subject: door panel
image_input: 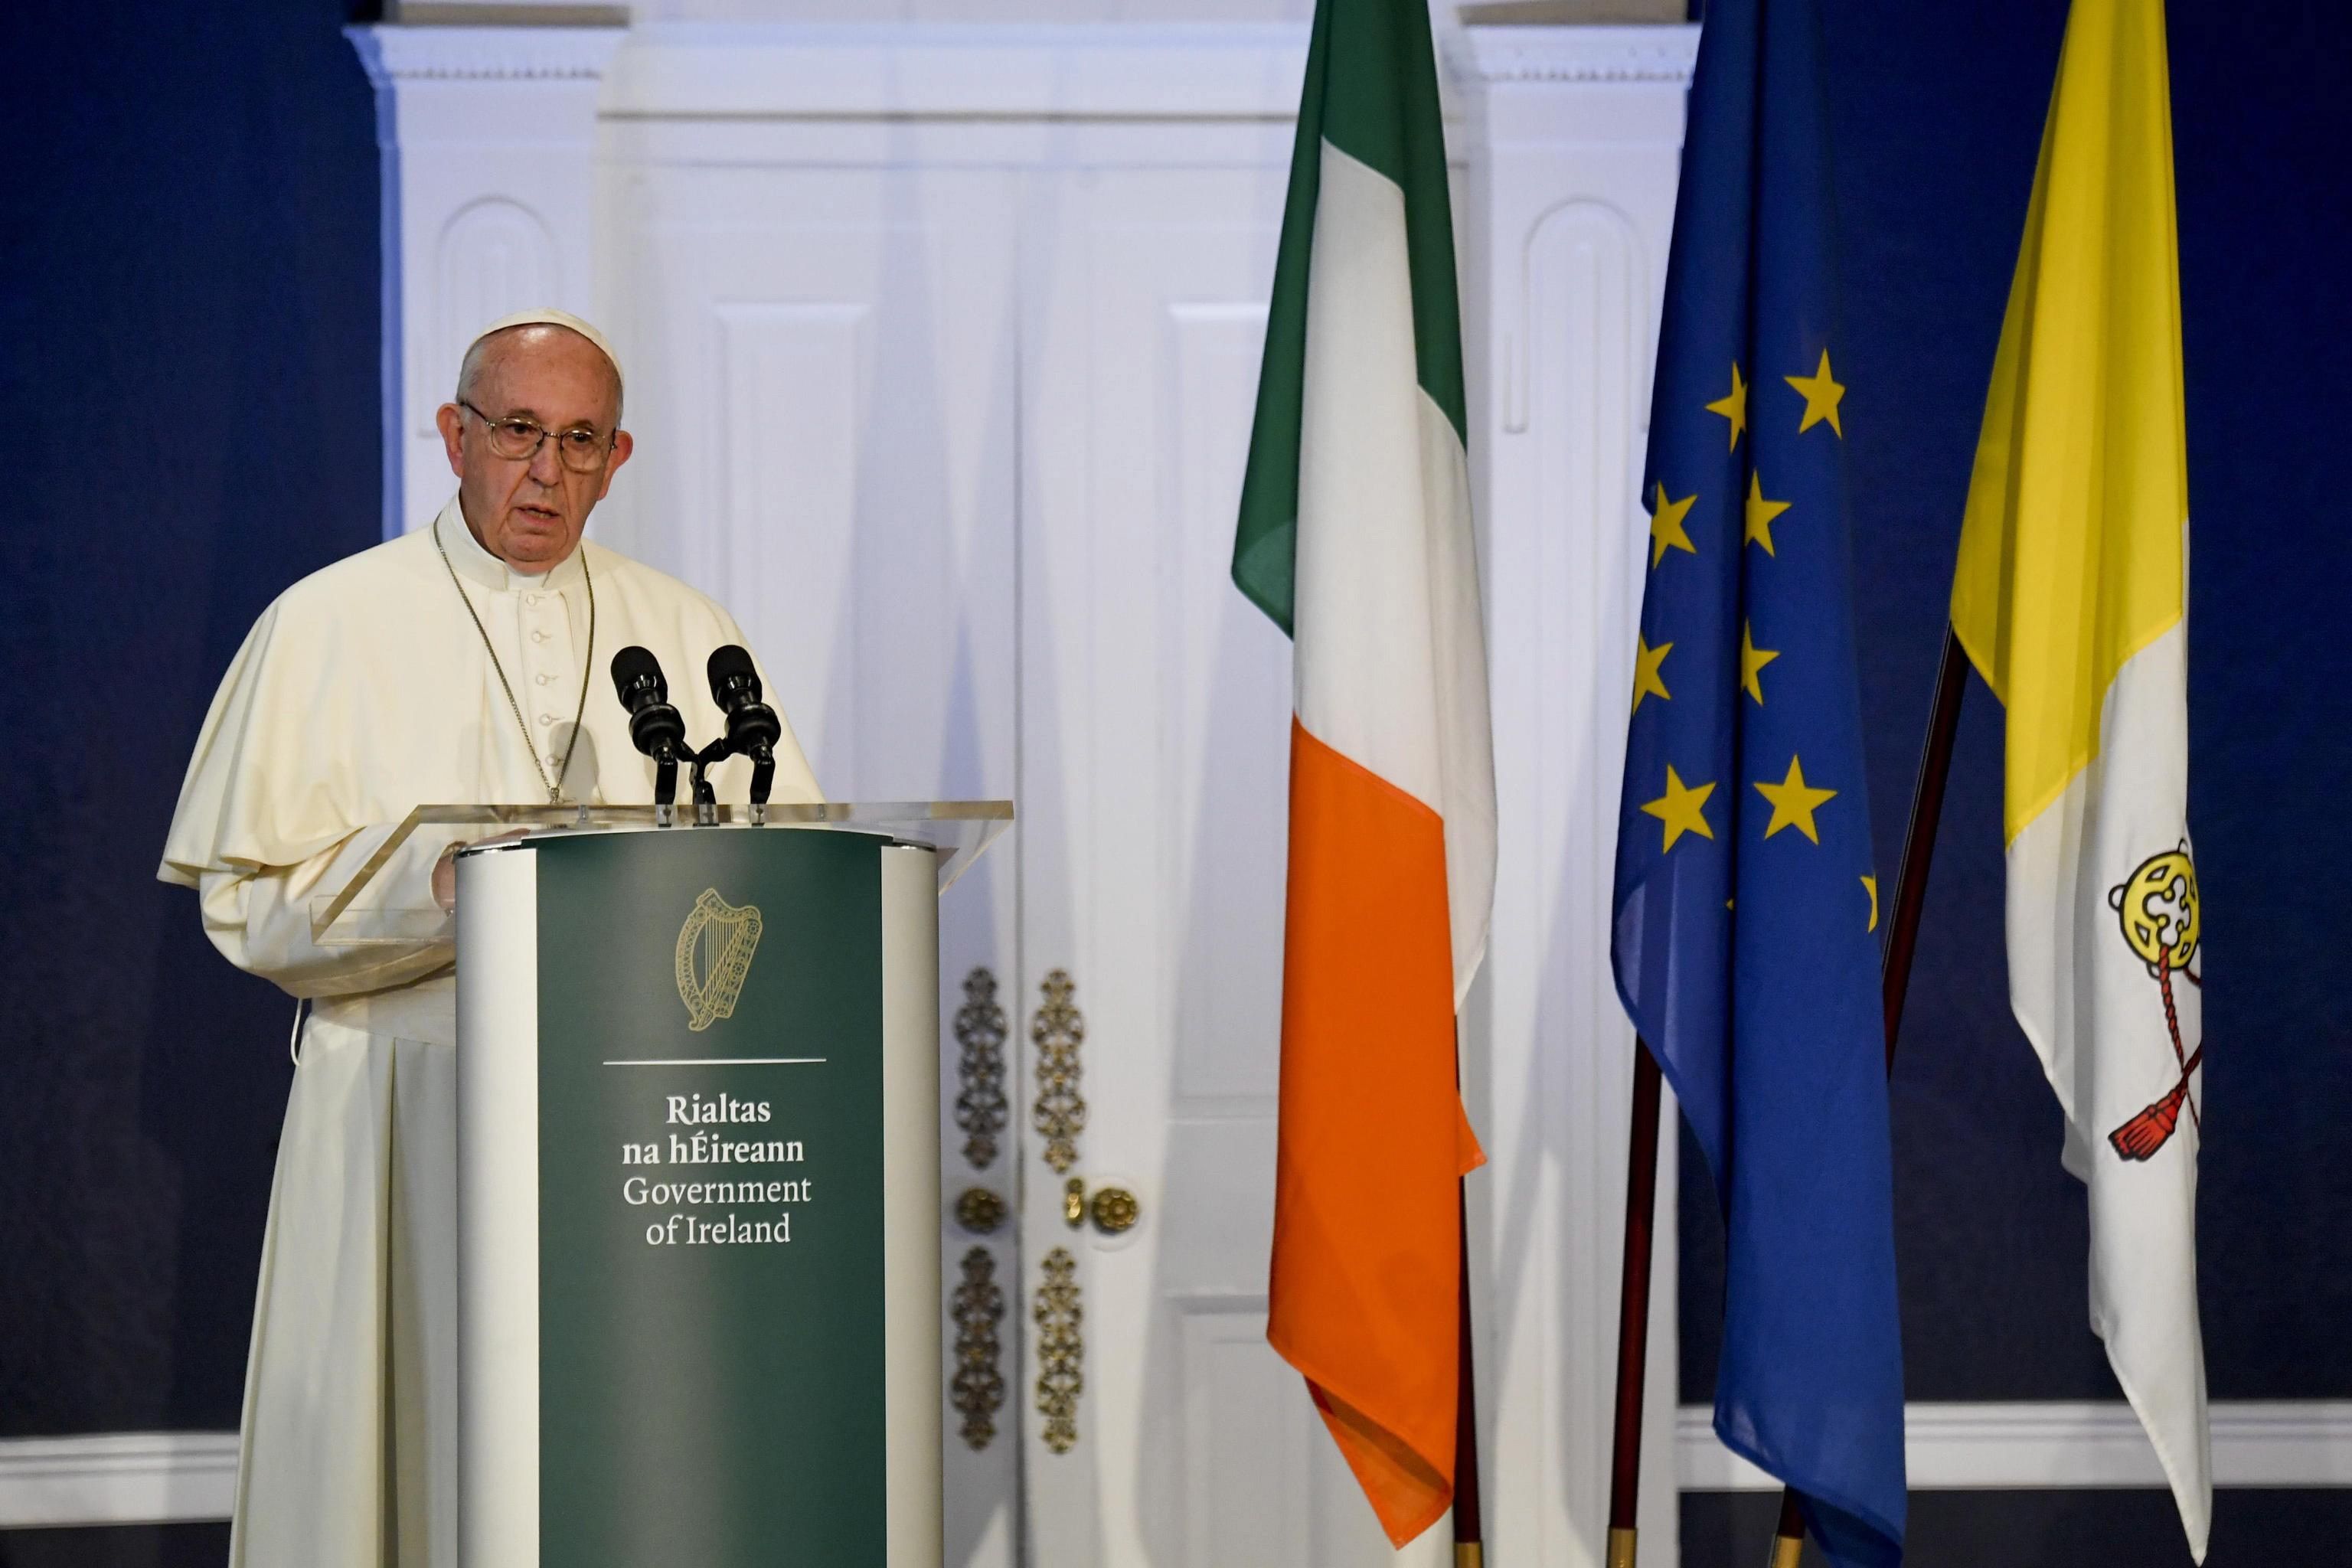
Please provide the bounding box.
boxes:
[603,163,1021,1568]
[608,146,1453,1568]
[1018,164,1418,1568]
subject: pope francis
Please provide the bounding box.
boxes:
[158,310,820,1566]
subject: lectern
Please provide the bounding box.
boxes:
[319,803,1011,1568]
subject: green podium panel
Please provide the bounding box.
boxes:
[456,826,942,1566]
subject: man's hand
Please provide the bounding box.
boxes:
[432,830,533,913]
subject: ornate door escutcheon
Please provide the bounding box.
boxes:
[955,966,1010,1170]
[952,1246,1007,1450]
[1031,969,1086,1175]
[1033,1246,1083,1454]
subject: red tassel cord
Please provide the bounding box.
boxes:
[2107,952,2203,1162]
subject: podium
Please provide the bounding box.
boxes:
[322,803,1011,1567]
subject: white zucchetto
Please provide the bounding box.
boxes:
[464,307,624,391]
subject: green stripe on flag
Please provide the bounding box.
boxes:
[1233,0,1468,638]
[1322,0,1467,444]
[1231,0,1330,637]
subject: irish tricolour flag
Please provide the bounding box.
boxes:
[1951,0,2210,1556]
[1233,0,1496,1547]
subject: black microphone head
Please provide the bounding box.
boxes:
[611,645,668,707]
[707,644,763,707]
[611,646,684,760]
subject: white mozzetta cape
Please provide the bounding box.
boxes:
[158,497,820,1568]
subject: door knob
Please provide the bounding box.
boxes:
[1063,1175,1141,1235]
[956,1187,1007,1235]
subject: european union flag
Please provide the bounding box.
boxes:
[1609,0,1906,1562]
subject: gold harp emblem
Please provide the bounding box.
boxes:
[675,888,763,1032]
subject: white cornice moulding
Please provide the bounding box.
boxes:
[1677,1401,2352,1491]
[1447,22,1700,86]
[346,23,629,87]
[601,22,1312,122]
[0,1432,238,1528]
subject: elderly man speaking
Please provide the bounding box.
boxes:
[160,310,819,1566]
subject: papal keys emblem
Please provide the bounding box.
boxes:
[676,887,764,1032]
[2105,845,2203,1162]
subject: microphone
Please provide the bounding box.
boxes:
[707,645,781,805]
[610,645,687,805]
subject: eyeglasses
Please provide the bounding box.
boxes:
[459,399,616,473]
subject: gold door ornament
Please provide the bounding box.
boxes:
[1033,1246,1083,1454]
[956,1187,1007,1236]
[1088,1184,1141,1236]
[1031,970,1087,1175]
[1061,1175,1141,1235]
[952,1247,1007,1450]
[954,967,1011,1170]
[675,889,763,1032]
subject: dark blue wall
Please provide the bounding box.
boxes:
[0,0,380,1438]
[1679,0,2352,1560]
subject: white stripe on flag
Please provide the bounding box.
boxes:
[1292,138,1494,998]
[2004,616,2210,1555]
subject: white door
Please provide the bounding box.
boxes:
[412,24,1695,1567]
[600,158,1024,1568]
[603,121,1465,1568]
[1015,162,1435,1568]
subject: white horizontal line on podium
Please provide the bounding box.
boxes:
[599,1057,827,1066]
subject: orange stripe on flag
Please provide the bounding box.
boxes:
[1269,718,1484,1547]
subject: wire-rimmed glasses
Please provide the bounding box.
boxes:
[459,399,616,472]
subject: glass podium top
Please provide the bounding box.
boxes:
[312,800,1012,946]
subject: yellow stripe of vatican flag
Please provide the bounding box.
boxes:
[1951,0,2210,1557]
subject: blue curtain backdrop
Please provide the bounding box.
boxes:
[1678,0,2352,1560]
[0,0,379,1506]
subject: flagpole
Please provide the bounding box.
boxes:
[1875,627,1972,1058]
[1765,625,1970,1565]
[1603,1041,1664,1568]
[1767,1488,1807,1568]
[1455,1176,1486,1568]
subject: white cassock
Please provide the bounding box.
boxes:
[158,495,820,1568]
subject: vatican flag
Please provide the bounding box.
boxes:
[1949,0,2210,1557]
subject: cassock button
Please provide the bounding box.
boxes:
[535,674,551,685]
[531,630,549,643]
[538,714,554,726]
